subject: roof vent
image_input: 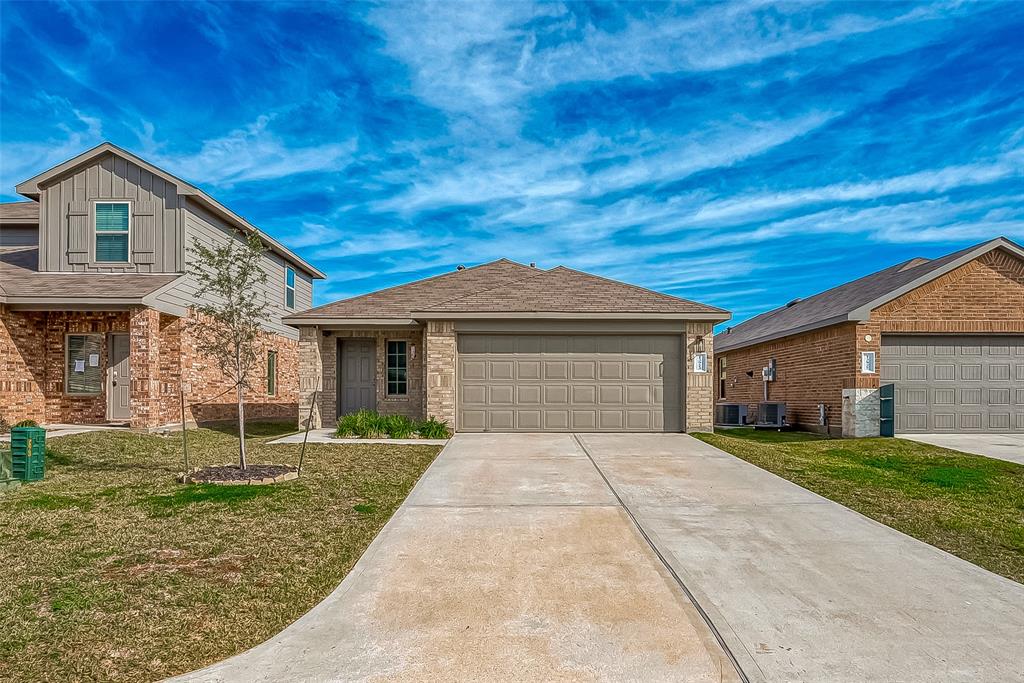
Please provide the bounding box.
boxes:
[456,264,466,271]
[898,257,930,272]
[785,298,801,308]
[529,262,536,268]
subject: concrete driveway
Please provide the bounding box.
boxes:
[175,433,740,682]
[900,433,1024,465]
[578,434,1024,682]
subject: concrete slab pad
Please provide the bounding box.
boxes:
[901,433,1024,465]
[175,433,739,683]
[579,433,1024,683]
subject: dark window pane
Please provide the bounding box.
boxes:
[67,334,103,394]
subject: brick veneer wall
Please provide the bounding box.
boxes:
[716,322,858,434]
[0,305,46,423]
[685,321,715,432]
[296,326,427,429]
[716,247,1024,436]
[425,320,457,429]
[0,306,298,429]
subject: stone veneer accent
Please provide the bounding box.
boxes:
[1,305,298,430]
[841,388,881,438]
[685,321,715,432]
[425,320,457,429]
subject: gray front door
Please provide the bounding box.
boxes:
[107,333,131,421]
[881,334,1024,433]
[457,334,683,432]
[339,339,376,417]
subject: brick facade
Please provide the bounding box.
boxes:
[0,305,298,430]
[684,321,714,432]
[716,247,1024,436]
[424,321,457,428]
[297,326,428,429]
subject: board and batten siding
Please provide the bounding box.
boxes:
[37,152,184,273]
[152,199,312,340]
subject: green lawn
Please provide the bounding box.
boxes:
[694,428,1024,583]
[0,423,440,682]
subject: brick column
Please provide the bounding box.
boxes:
[425,320,456,429]
[298,326,324,428]
[129,307,161,429]
[685,321,714,432]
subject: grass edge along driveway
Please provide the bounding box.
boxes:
[694,428,1024,584]
[0,423,441,682]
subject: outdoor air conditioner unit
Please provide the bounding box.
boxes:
[716,403,748,426]
[757,401,787,429]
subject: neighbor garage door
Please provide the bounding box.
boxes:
[457,334,682,432]
[881,335,1024,433]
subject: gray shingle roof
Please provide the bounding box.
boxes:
[0,247,180,302]
[285,259,728,322]
[716,237,1024,352]
[0,201,39,223]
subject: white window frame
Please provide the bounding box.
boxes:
[285,266,296,309]
[93,200,132,264]
[861,351,877,374]
[65,333,104,395]
[386,339,408,397]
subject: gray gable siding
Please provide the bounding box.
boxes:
[0,225,38,248]
[151,199,310,340]
[38,152,185,273]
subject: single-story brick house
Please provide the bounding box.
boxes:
[715,237,1024,437]
[1,143,324,430]
[285,260,730,432]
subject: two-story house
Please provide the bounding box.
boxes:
[0,143,324,430]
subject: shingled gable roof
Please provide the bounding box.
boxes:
[0,247,182,311]
[14,142,325,279]
[284,259,729,325]
[716,237,1024,353]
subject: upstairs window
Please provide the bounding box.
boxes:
[285,267,296,309]
[95,202,130,262]
[387,340,407,396]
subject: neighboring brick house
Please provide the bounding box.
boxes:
[715,238,1024,437]
[0,142,324,430]
[286,260,729,433]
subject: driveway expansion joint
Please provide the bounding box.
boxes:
[571,433,754,683]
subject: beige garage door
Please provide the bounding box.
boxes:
[457,334,682,432]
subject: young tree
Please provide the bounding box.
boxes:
[187,232,269,469]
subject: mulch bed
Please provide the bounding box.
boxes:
[183,464,297,484]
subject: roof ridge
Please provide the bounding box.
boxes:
[418,263,549,311]
[294,259,535,316]
[547,265,728,314]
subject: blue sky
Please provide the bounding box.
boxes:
[2,1,1022,324]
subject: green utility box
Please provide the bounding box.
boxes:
[10,426,46,481]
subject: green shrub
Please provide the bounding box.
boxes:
[13,419,40,429]
[417,417,452,439]
[336,409,386,438]
[381,414,417,439]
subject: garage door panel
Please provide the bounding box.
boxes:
[458,334,682,432]
[883,335,1024,434]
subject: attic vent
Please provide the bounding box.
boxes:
[785,298,801,307]
[456,265,466,271]
[898,257,930,272]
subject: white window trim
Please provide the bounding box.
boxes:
[285,266,296,309]
[861,351,877,374]
[693,351,709,373]
[386,339,408,397]
[65,333,104,395]
[93,200,132,264]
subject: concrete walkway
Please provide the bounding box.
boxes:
[578,434,1024,682]
[267,428,448,446]
[900,433,1024,465]
[0,424,129,442]
[174,433,740,682]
